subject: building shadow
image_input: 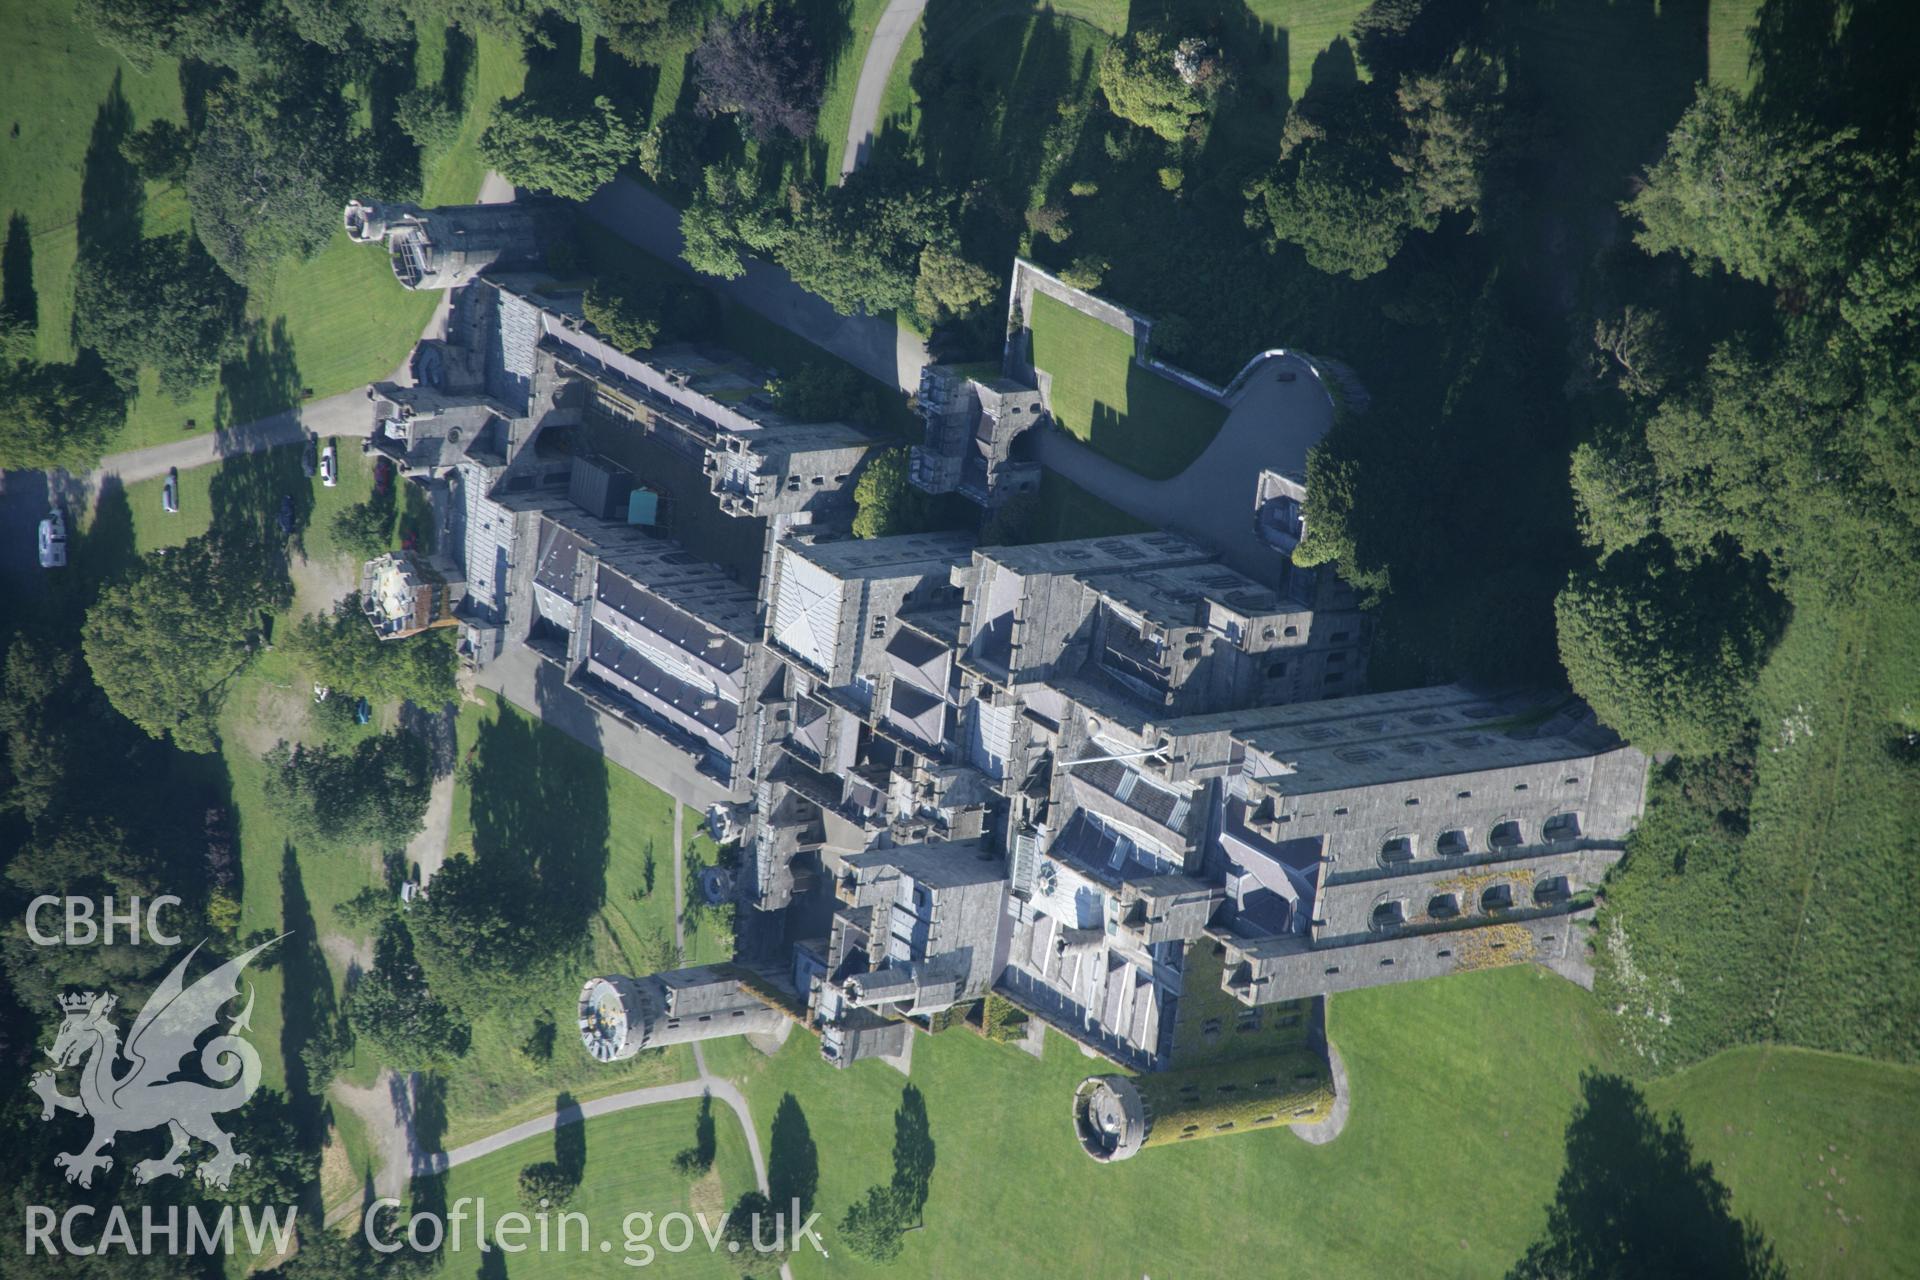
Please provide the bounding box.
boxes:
[1506,1072,1786,1280]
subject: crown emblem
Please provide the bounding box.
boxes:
[58,992,97,1014]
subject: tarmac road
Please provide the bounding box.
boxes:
[839,0,930,180]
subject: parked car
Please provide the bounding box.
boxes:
[301,433,318,478]
[320,441,338,488]
[36,507,67,569]
[276,493,295,536]
[162,467,180,514]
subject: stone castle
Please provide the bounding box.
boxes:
[355,210,1649,1159]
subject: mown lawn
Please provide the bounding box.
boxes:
[0,0,524,457]
[680,810,735,967]
[1708,0,1762,90]
[695,965,1920,1279]
[1646,1046,1920,1279]
[426,1098,758,1278]
[1026,290,1225,479]
[703,967,1613,1279]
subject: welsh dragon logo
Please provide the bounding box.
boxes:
[31,936,281,1190]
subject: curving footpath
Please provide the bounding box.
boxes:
[428,1077,770,1183]
[838,0,929,180]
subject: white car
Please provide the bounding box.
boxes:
[37,507,67,569]
[162,467,180,514]
[320,442,338,488]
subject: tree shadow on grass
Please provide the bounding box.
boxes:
[75,74,142,271]
[554,1090,587,1183]
[3,213,36,333]
[440,26,476,114]
[522,13,586,102]
[767,1092,818,1216]
[279,842,338,1143]
[1506,1073,1786,1280]
[1747,0,1920,142]
[467,702,611,930]
[215,317,303,433]
[890,1083,933,1225]
[74,474,137,594]
[363,34,427,201]
[913,1,1082,263]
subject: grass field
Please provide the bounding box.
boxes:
[426,1098,760,1278]
[693,966,1920,1279]
[1026,291,1226,479]
[680,812,736,967]
[1709,0,1762,90]
[0,0,524,457]
[1646,1046,1920,1278]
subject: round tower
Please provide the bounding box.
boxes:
[1072,1076,1148,1161]
[343,199,392,244]
[579,975,650,1062]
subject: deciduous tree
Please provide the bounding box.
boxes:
[693,3,823,142]
[407,852,564,1018]
[346,918,469,1068]
[1098,29,1210,142]
[1554,547,1781,756]
[189,87,355,283]
[288,595,458,709]
[0,359,124,471]
[73,232,245,399]
[83,535,288,752]
[261,730,432,847]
